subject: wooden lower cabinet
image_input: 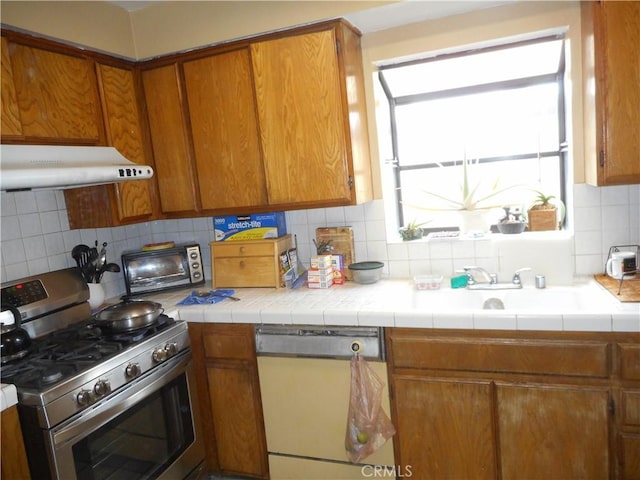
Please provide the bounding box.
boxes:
[497,384,610,479]
[189,322,269,479]
[393,376,496,479]
[387,328,640,479]
[1,405,31,480]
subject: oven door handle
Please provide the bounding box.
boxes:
[51,351,192,448]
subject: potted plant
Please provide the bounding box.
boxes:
[399,220,429,241]
[527,190,565,231]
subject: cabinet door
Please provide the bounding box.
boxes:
[393,375,497,479]
[64,65,157,228]
[189,323,269,479]
[142,64,198,214]
[206,363,268,478]
[251,29,352,206]
[584,1,640,185]
[98,64,155,222]
[183,49,267,211]
[6,42,102,142]
[598,1,640,185]
[1,406,31,480]
[497,384,611,479]
[1,37,22,137]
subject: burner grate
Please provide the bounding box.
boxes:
[1,314,176,390]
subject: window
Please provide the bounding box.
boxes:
[377,35,567,234]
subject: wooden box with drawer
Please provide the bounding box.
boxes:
[210,235,292,288]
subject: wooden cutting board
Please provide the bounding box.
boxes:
[315,227,355,280]
[594,274,640,302]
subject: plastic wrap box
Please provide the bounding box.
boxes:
[214,212,287,241]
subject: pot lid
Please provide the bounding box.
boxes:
[348,261,384,270]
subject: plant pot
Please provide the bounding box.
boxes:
[399,228,423,241]
[527,207,558,231]
[497,222,526,234]
[458,210,492,235]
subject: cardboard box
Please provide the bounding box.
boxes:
[214,213,287,241]
[310,255,333,269]
[331,254,345,285]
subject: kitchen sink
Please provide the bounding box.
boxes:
[413,283,615,312]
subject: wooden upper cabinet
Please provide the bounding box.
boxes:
[183,48,267,211]
[2,39,102,143]
[98,64,155,222]
[1,37,22,137]
[64,64,157,228]
[250,21,373,208]
[142,64,199,215]
[582,0,640,185]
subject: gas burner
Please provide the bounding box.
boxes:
[96,314,175,345]
[42,368,64,385]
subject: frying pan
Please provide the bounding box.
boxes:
[94,299,164,332]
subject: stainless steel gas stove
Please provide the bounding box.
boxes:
[0,268,205,480]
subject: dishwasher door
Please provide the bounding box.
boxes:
[256,326,395,479]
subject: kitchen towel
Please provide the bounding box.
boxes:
[177,289,236,305]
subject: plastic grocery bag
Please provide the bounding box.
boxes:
[345,354,395,463]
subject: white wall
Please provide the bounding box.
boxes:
[2,184,638,296]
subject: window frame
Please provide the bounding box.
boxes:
[377,34,569,233]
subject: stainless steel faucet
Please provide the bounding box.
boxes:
[460,266,531,290]
[462,266,497,285]
[512,267,532,285]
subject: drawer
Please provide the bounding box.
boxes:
[390,334,610,378]
[202,327,255,360]
[212,242,278,258]
[214,257,280,288]
[210,235,292,289]
[623,390,640,426]
[620,344,640,381]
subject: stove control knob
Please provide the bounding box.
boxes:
[76,389,93,406]
[125,363,141,379]
[165,342,179,357]
[94,380,111,396]
[152,347,168,363]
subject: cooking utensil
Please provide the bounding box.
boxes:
[96,262,120,283]
[1,304,32,364]
[196,290,241,301]
[94,299,164,332]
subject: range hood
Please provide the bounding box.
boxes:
[0,145,154,191]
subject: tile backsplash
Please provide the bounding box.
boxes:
[1,184,638,298]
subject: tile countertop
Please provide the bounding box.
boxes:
[148,276,640,333]
[0,383,18,412]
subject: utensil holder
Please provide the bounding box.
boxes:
[88,283,105,310]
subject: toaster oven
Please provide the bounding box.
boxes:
[122,243,205,296]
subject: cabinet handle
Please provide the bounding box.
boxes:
[599,150,605,167]
[240,246,246,254]
[239,260,245,269]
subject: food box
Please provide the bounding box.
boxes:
[310,255,333,269]
[214,212,287,241]
[331,254,345,285]
[307,267,334,282]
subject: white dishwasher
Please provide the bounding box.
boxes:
[256,325,395,480]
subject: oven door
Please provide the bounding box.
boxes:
[49,351,205,480]
[124,250,193,295]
